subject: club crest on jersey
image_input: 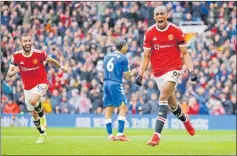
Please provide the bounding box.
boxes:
[168,34,174,40]
[33,59,38,64]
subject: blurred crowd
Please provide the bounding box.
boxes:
[1,1,236,115]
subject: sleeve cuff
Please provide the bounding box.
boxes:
[143,47,151,50]
[178,44,187,47]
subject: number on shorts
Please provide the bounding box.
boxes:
[107,58,115,72]
[37,85,44,93]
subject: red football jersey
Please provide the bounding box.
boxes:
[143,22,186,77]
[12,49,49,90]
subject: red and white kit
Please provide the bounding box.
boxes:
[143,22,186,89]
[12,49,49,111]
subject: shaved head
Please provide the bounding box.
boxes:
[154,5,167,15]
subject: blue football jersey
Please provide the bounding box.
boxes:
[103,51,130,83]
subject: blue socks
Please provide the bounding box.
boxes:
[117,116,126,136]
[105,116,126,136]
[105,118,112,135]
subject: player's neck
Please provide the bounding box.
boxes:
[22,50,33,57]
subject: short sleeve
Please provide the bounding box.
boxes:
[175,28,186,47]
[143,31,152,50]
[123,57,130,73]
[40,51,48,62]
[11,55,17,66]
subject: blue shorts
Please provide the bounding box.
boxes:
[103,81,127,107]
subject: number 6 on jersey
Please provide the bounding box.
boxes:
[107,58,115,72]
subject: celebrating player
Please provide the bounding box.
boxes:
[6,33,68,143]
[103,39,135,141]
[135,6,199,147]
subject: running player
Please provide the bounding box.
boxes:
[6,33,68,143]
[135,6,199,147]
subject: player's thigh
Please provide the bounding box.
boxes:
[103,81,113,107]
[159,81,176,100]
[109,83,127,107]
[154,70,180,99]
[155,70,180,90]
[24,90,35,111]
[27,83,48,105]
[105,107,114,118]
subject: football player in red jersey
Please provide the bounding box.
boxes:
[6,33,68,143]
[135,6,198,147]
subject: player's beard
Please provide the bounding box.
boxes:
[22,45,32,53]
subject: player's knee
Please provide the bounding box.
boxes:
[168,103,177,110]
[159,94,169,101]
[29,99,38,106]
[119,104,127,113]
[32,110,38,118]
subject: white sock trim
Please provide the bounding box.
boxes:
[108,134,114,139]
[117,133,123,136]
[184,114,188,122]
[154,132,161,138]
[33,101,40,108]
[169,105,179,112]
[104,118,112,124]
[33,116,40,121]
[118,116,126,121]
[159,101,168,105]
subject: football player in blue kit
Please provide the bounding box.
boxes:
[103,39,135,141]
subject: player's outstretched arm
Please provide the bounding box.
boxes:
[135,49,151,86]
[180,46,198,82]
[6,64,18,81]
[124,68,137,80]
[46,56,68,72]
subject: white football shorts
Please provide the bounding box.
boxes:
[154,70,181,90]
[24,83,48,111]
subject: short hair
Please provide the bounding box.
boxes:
[115,39,127,51]
[20,33,30,41]
[154,5,167,14]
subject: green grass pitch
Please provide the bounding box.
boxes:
[1,127,236,155]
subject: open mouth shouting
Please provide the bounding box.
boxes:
[24,44,32,52]
[157,19,164,25]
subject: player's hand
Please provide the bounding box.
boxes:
[190,71,198,82]
[131,68,138,76]
[60,66,68,73]
[135,75,143,86]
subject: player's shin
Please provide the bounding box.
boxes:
[34,101,44,117]
[33,116,44,134]
[169,104,186,122]
[104,118,113,137]
[155,101,169,135]
[117,116,126,136]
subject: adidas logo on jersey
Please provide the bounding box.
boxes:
[153,37,157,41]
[20,61,24,64]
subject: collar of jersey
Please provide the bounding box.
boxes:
[155,22,171,32]
[21,49,33,57]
